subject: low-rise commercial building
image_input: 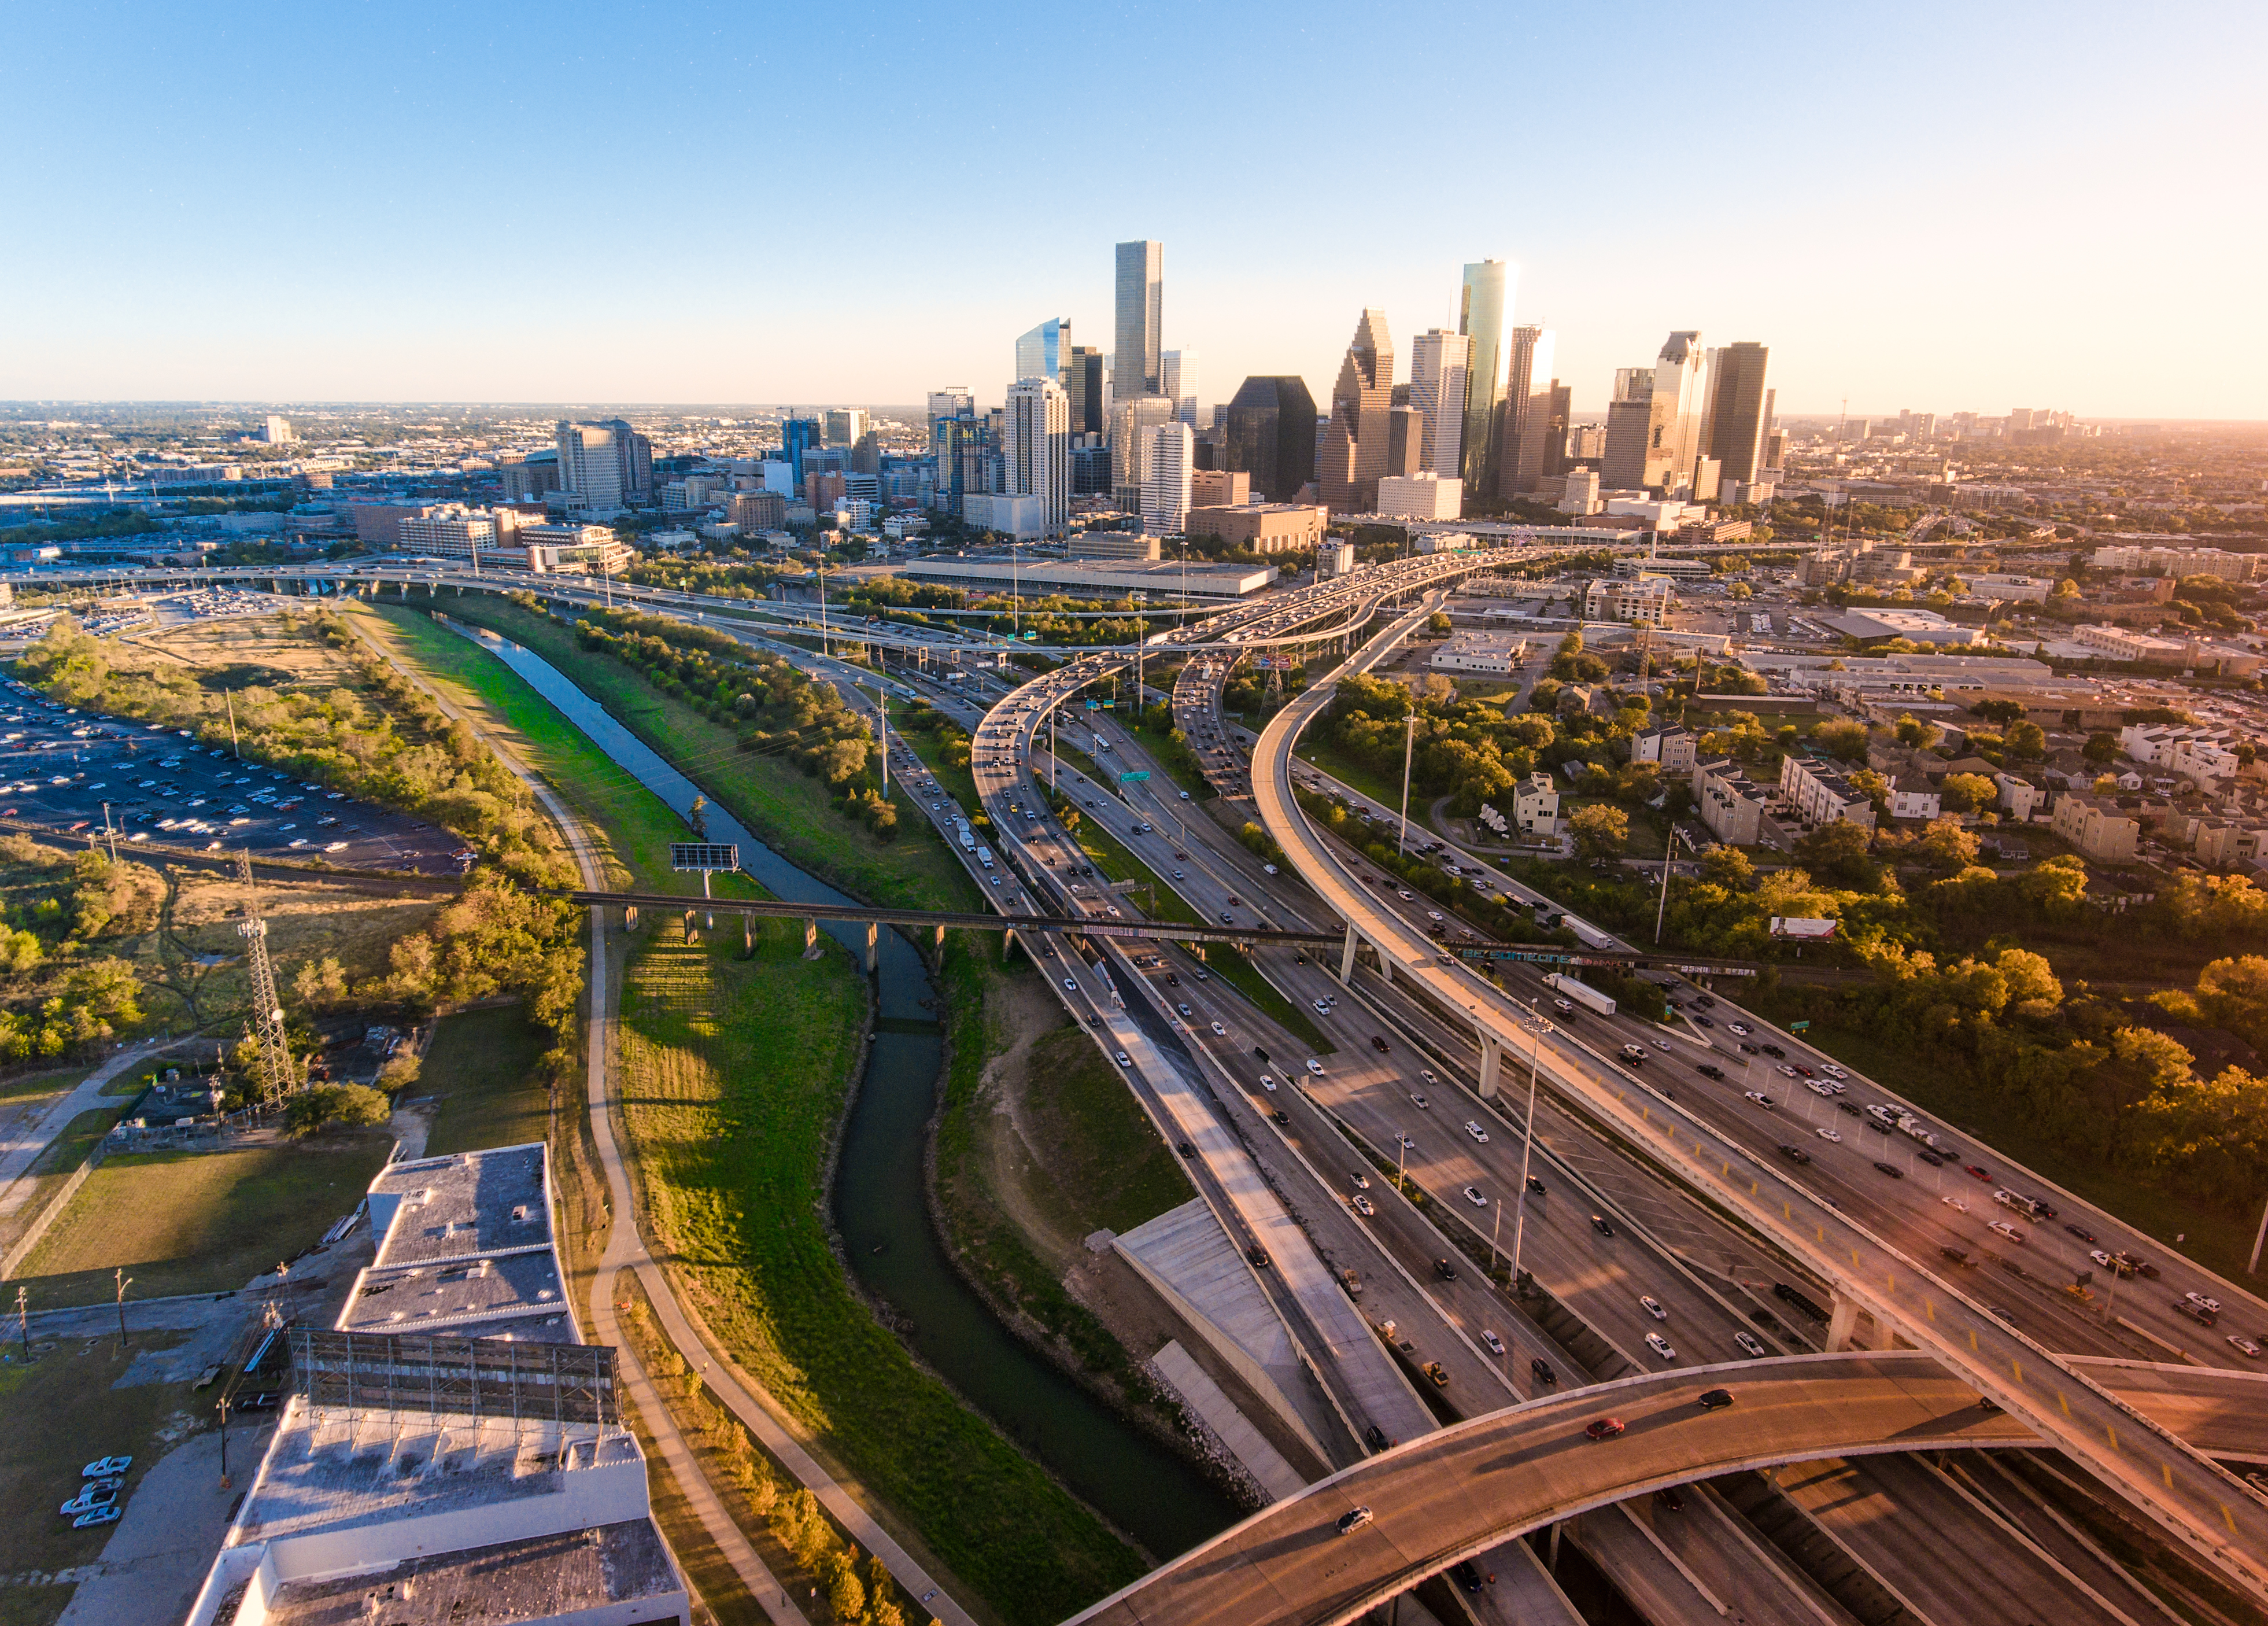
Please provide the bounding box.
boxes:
[2075,623,2191,663]
[900,557,1275,600]
[1429,630,1528,674]
[1823,607,1985,646]
[1066,531,1164,561]
[1582,575,1673,625]
[1375,473,1462,520]
[1183,503,1328,552]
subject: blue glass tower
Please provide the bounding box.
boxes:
[782,416,822,482]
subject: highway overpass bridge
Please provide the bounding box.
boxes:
[1065,1351,2268,1626]
[1248,599,2268,1607]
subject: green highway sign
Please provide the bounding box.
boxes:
[1119,770,1151,782]
[1789,1020,1810,1031]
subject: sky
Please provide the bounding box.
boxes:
[3,0,2262,421]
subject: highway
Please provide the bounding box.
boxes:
[1248,598,2268,1605]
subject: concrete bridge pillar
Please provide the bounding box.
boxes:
[1476,1031,1504,1100]
[1002,927,1017,963]
[934,923,946,954]
[804,919,823,959]
[682,908,697,944]
[624,904,638,930]
[1826,1293,1861,1352]
[743,914,754,954]
[865,919,880,974]
[1340,920,1359,983]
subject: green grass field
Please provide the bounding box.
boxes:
[616,925,1142,1625]
[418,1005,552,1156]
[385,595,982,913]
[1293,736,1416,823]
[20,1134,392,1307]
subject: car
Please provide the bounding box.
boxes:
[1462,1185,1488,1208]
[1733,1332,1769,1358]
[1837,1100,1864,1117]
[1312,998,1330,1015]
[1697,1388,1736,1410]
[60,1484,118,1517]
[1305,1059,1324,1076]
[1176,1141,1197,1158]
[1209,1022,1226,1036]
[1062,978,1078,992]
[1620,1044,1648,1061]
[1778,1142,1812,1163]
[2064,1222,2097,1243]
[1584,1417,1626,1441]
[1820,1064,1848,1079]
[82,1456,132,1478]
[1525,1174,1546,1196]
[1697,1064,1724,1081]
[2174,1297,2218,1326]
[1409,1092,1429,1109]
[1426,910,1443,922]
[1816,1126,1843,1143]
[1531,1358,1558,1385]
[1645,1333,1677,1361]
[1370,1035,1390,1053]
[1728,1022,1750,1036]
[1464,1120,1490,1144]
[1351,1194,1376,1216]
[2185,1291,2223,1312]
[1258,1074,1277,1092]
[1480,1329,1506,1356]
[1761,1044,1785,1059]
[1776,1064,1798,1078]
[1218,911,1232,923]
[1246,1246,1272,1269]
[1639,1295,1667,1320]
[72,1506,122,1528]
[1177,1002,1193,1016]
[1396,1133,1417,1150]
[1743,1091,1775,1109]
[1419,1068,1439,1085]
[2230,1336,2263,1359]
[1114,1051,1131,1067]
[1590,1213,1615,1237]
[1397,890,1413,901]
[1989,1220,2026,1243]
[1553,998,1574,1015]
[1335,1505,1374,1536]
[1738,1042,1760,1054]
[1350,1171,1371,1190]
[1872,1160,1904,1179]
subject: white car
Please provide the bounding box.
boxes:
[1480,1329,1506,1356]
[1644,1333,1677,1362]
[1462,1186,1488,1208]
[1807,1081,1836,1097]
[1734,1332,1769,1358]
[1816,1127,1842,1142]
[2186,1291,2222,1312]
[1209,1022,1226,1037]
[1305,1059,1324,1076]
[1638,1295,1667,1320]
[1464,1120,1490,1144]
[1062,978,1078,993]
[1258,1075,1277,1093]
[1989,1221,2026,1244]
[1114,1051,1131,1067]
[1743,1091,1775,1109]
[1350,1171,1370,1190]
[1820,1064,1848,1079]
[1728,1022,1751,1036]
[1944,1196,1969,1213]
[1351,1194,1376,1216]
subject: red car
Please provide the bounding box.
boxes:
[1964,1165,1991,1182]
[1584,1417,1626,1441]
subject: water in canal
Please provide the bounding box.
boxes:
[448,622,1239,1559]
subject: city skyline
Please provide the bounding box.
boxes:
[1,1,2261,418]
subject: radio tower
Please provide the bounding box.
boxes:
[235,851,294,1106]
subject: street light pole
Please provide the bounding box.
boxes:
[1397,711,1418,856]
[113,1268,131,1350]
[1509,1002,1547,1293]
[1654,824,1678,944]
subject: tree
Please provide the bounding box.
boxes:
[1940,772,1999,814]
[2082,732,2119,764]
[1568,803,1628,860]
[1894,714,1942,750]
[1813,720,1871,761]
[1794,820,1875,887]
[1426,611,1451,635]
[2004,720,2047,758]
[1700,846,1755,890]
[1916,815,1981,870]
[282,1083,390,1136]
[2018,854,2089,916]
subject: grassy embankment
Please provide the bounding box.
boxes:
[368,600,1142,1625]
[417,1004,552,1157]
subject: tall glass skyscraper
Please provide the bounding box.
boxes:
[1014,318,1070,384]
[1114,241,1163,399]
[1408,330,1471,478]
[1457,259,1514,496]
[1161,349,1198,426]
[1222,375,1318,501]
[1705,341,1771,483]
[1065,347,1105,436]
[781,416,822,482]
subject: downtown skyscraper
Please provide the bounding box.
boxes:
[1320,309,1395,514]
[1114,241,1164,400]
[1004,377,1072,535]
[1408,329,1471,479]
[1495,326,1558,496]
[1457,259,1512,496]
[1704,341,1772,484]
[1014,318,1072,384]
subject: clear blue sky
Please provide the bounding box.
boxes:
[5,0,2259,419]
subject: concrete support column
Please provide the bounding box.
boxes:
[623,904,638,930]
[865,919,880,974]
[1826,1293,1861,1353]
[1002,927,1017,963]
[1476,1031,1504,1100]
[682,908,697,944]
[1376,941,1391,988]
[933,923,945,954]
[743,915,753,954]
[803,918,822,959]
[1339,920,1359,983]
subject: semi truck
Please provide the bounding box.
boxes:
[1543,973,1616,1017]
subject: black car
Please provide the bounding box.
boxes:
[1530,1358,1558,1386]
[2064,1222,2097,1243]
[1450,1559,1485,1594]
[1590,1214,1615,1237]
[1738,1042,1761,1054]
[1697,1388,1736,1411]
[1654,1485,1686,1512]
[1433,1257,1458,1281]
[1525,1174,1546,1196]
[1697,1064,1724,1080]
[1246,1246,1272,1269]
[1176,1141,1196,1158]
[1837,1100,1864,1117]
[1778,1143,1812,1164]
[1872,1161,1904,1179]
[1364,1424,1392,1451]
[1761,1044,1785,1059]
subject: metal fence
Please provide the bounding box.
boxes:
[290,1329,618,1427]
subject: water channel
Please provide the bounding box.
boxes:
[447,621,1240,1559]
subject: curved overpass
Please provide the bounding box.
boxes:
[1247,601,2268,1605]
[1067,1351,2268,1626]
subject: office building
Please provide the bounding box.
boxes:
[1641,331,1708,493]
[1457,259,1512,495]
[1601,368,1654,491]
[1495,326,1557,496]
[927,388,975,426]
[258,414,294,444]
[901,556,1275,600]
[823,407,867,446]
[1386,405,1425,480]
[1161,349,1199,426]
[731,490,788,531]
[1142,421,1195,536]
[1319,309,1395,514]
[781,416,823,483]
[960,491,1049,540]
[1005,376,1072,535]
[1183,502,1326,552]
[1191,470,1250,508]
[1115,240,1164,397]
[1538,382,1573,479]
[1222,375,1318,500]
[1376,473,1462,521]
[1066,530,1163,561]
[1015,318,1072,384]
[1559,468,1601,515]
[1065,346,1105,436]
[397,506,501,559]
[1429,630,1528,674]
[1408,330,1471,478]
[930,413,996,519]
[1705,341,1771,484]
[1583,575,1674,625]
[555,420,652,510]
[1111,394,1179,512]
[1070,436,1113,495]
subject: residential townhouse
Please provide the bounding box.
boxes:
[1778,754,1879,832]
[1694,757,1770,847]
[2049,793,2139,862]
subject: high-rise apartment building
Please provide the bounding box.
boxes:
[1601,367,1656,491]
[1065,347,1104,436]
[259,414,294,444]
[930,414,996,518]
[781,417,823,482]
[1114,241,1163,399]
[1704,341,1771,484]
[926,388,974,426]
[1221,376,1319,501]
[1111,394,1179,514]
[1319,309,1395,515]
[556,421,654,510]
[823,408,867,446]
[1161,349,1199,427]
[1142,422,1195,537]
[1004,377,1072,536]
[1408,330,1471,479]
[1495,326,1558,497]
[1014,319,1072,384]
[1639,331,1706,493]
[1457,260,1513,495]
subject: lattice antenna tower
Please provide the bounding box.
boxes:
[235,850,294,1106]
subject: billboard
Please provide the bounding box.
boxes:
[671,843,740,872]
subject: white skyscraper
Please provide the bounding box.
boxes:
[556,422,625,510]
[1161,349,1199,427]
[1004,377,1072,536]
[1141,422,1194,537]
[1111,394,1179,511]
[1408,330,1471,479]
[926,388,974,426]
[259,414,294,444]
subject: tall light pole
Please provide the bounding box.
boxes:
[1397,711,1419,855]
[1508,1002,1549,1295]
[1654,824,1680,944]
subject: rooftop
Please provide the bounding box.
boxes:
[259,1520,678,1626]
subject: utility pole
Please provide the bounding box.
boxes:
[1509,1004,1547,1294]
[113,1268,131,1350]
[877,683,888,797]
[224,691,240,758]
[236,851,293,1108]
[14,1285,26,1359]
[1397,711,1418,855]
[1654,824,1679,944]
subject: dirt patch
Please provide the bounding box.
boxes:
[970,973,1081,1268]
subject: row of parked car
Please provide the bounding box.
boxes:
[59,1455,132,1528]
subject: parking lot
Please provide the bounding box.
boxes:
[0,677,464,875]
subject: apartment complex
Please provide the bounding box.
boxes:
[2050,793,2140,862]
[1694,757,1771,846]
[1778,754,1878,832]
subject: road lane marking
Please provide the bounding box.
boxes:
[2010,1359,2022,1383]
[1969,1328,1979,1352]
[2058,1392,2070,1417]
[2107,1424,2119,1451]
